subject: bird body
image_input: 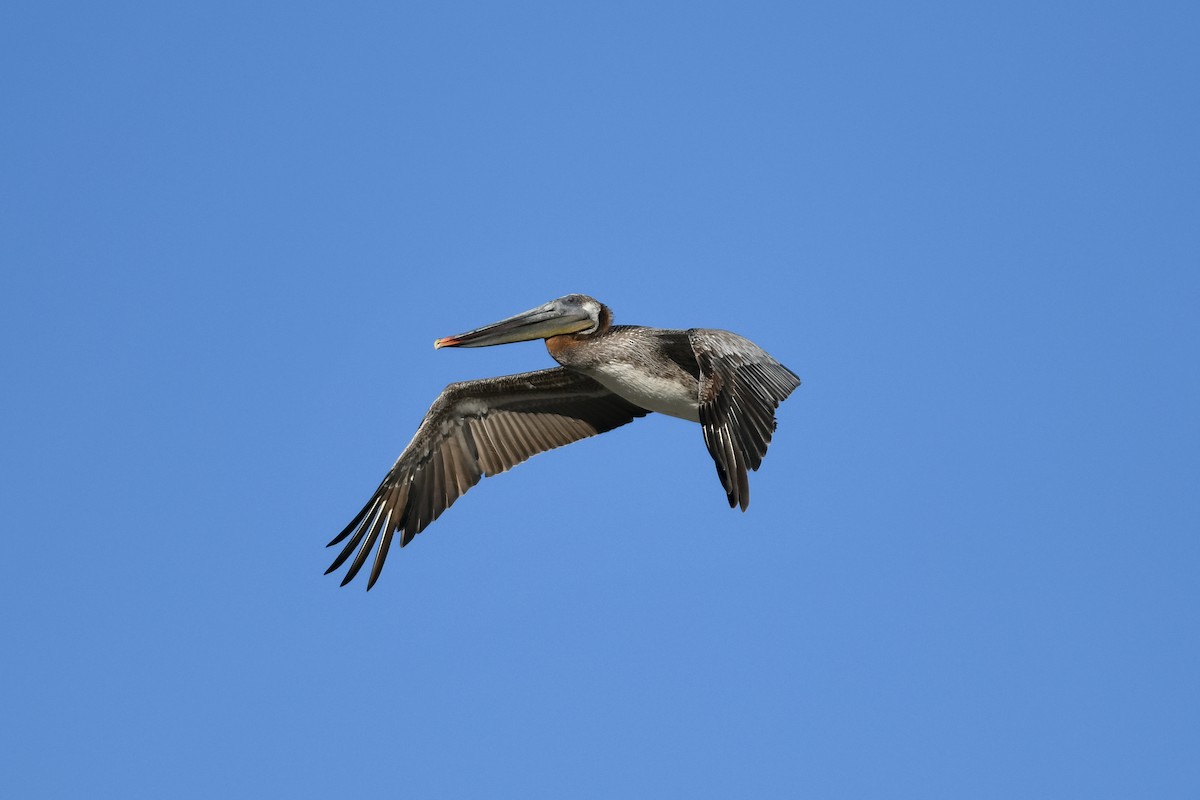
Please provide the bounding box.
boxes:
[548,326,703,421]
[327,294,800,588]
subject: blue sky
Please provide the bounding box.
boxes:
[2,1,1197,797]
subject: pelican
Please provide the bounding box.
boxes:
[327,294,800,588]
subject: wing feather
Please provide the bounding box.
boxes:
[689,329,800,511]
[328,367,649,588]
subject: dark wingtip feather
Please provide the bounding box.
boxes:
[326,518,358,548]
[327,490,379,547]
[341,513,387,587]
[366,529,395,590]
[325,540,357,574]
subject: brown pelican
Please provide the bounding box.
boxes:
[327,294,800,588]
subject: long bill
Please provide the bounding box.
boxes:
[434,299,594,348]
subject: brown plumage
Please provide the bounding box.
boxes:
[326,369,648,588]
[327,294,799,589]
[690,329,799,511]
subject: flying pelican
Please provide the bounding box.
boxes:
[327,294,800,588]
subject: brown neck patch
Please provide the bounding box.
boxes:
[545,334,580,359]
[545,303,612,359]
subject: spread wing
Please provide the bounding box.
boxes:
[688,329,801,511]
[327,367,649,589]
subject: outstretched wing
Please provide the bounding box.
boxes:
[688,329,800,511]
[327,367,649,589]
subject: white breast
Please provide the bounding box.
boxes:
[587,362,700,422]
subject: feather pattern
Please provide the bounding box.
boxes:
[689,329,801,511]
[328,294,802,590]
[327,368,648,588]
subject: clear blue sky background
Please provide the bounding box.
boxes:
[2,2,1197,797]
